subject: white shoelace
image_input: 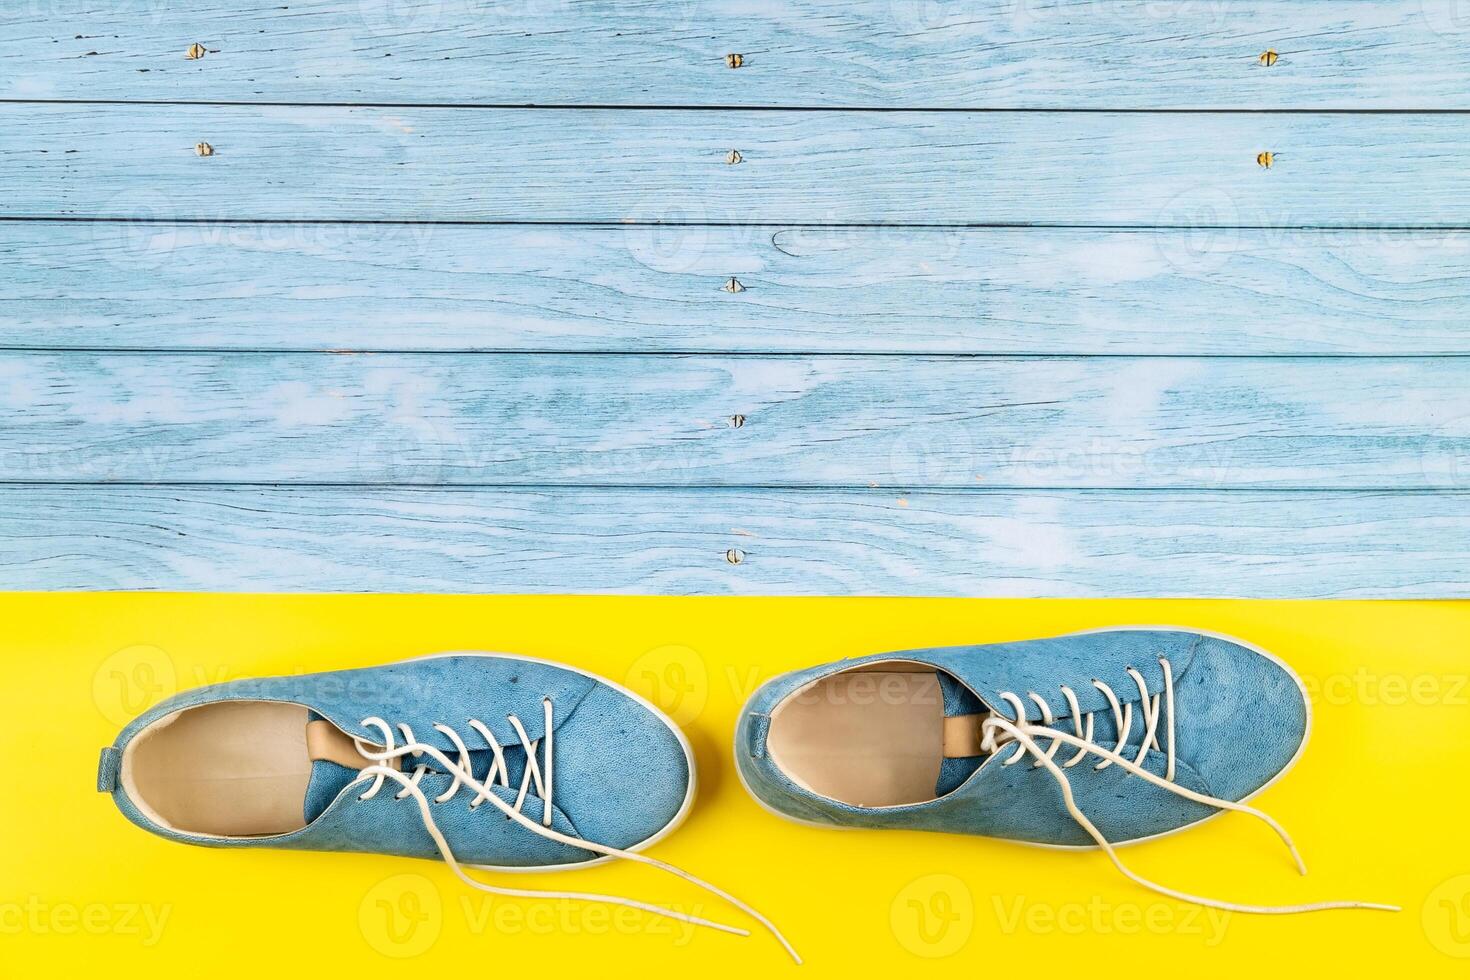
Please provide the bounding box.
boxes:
[977,657,1398,915]
[345,701,800,962]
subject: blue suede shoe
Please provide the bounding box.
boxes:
[98,652,799,958]
[99,652,693,868]
[736,627,1395,915]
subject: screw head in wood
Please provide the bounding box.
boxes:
[722,277,746,293]
[1256,151,1274,168]
[186,42,207,60]
[725,548,745,565]
[1258,49,1278,67]
[195,141,215,157]
[726,53,744,68]
[726,149,744,165]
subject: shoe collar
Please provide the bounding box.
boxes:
[769,628,1204,727]
[111,651,601,760]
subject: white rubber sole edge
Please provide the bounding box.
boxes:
[731,624,1312,852]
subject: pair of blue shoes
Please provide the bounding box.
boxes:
[98,628,1393,959]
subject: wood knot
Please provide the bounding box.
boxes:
[726,53,744,69]
[195,141,215,157]
[722,277,745,293]
[1256,151,1274,168]
[729,414,746,428]
[726,149,744,165]
[725,548,745,565]
[186,43,207,60]
[1258,49,1278,67]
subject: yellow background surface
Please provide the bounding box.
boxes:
[3,594,1468,975]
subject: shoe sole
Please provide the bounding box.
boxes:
[731,624,1312,851]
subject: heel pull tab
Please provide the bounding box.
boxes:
[746,713,771,759]
[96,746,121,792]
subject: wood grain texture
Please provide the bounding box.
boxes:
[6,353,1466,489]
[5,0,1470,109]
[10,222,1470,355]
[2,486,1463,596]
[5,3,1467,599]
[6,104,1470,225]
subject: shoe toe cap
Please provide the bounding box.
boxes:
[550,682,692,851]
[1174,633,1309,802]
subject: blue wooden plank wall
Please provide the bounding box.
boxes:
[0,1,1467,597]
[12,107,1470,226]
[7,0,1470,109]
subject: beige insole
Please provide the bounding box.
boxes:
[766,670,943,807]
[126,701,312,837]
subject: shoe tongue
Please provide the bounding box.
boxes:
[303,712,366,823]
[935,672,988,796]
[304,759,358,823]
